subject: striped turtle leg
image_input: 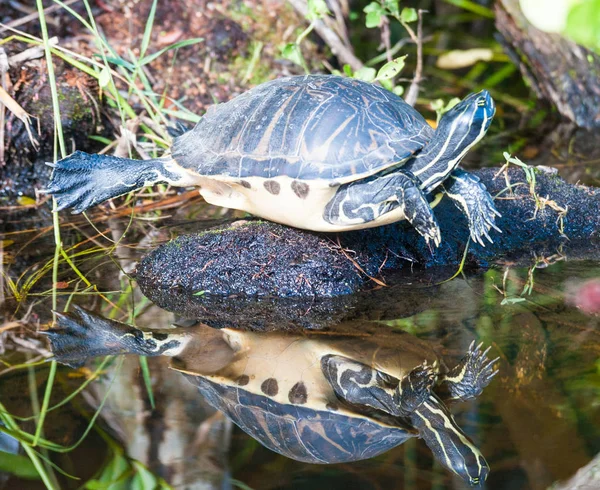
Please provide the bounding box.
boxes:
[436,341,500,403]
[442,169,502,246]
[42,306,187,367]
[44,151,196,214]
[323,171,441,247]
[409,393,490,486]
[394,361,438,415]
[321,355,437,417]
[321,355,400,415]
[322,355,490,486]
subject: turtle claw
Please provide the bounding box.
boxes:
[397,361,438,414]
[402,186,442,249]
[439,341,499,403]
[444,170,501,247]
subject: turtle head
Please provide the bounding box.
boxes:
[436,90,495,148]
[433,427,490,487]
[413,90,495,194]
[408,395,490,486]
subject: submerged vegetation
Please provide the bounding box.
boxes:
[0,0,599,489]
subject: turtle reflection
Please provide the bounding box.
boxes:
[46,307,498,486]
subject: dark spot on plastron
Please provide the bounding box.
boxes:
[326,402,338,411]
[288,381,308,404]
[153,332,169,341]
[263,180,280,195]
[237,375,250,386]
[261,377,279,396]
[291,181,310,199]
[240,180,251,189]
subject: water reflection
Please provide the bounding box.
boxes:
[1,208,600,489]
[46,308,497,486]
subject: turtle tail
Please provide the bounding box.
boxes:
[44,151,185,214]
[42,306,184,367]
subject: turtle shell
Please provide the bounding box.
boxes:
[171,75,433,183]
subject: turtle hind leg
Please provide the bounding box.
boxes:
[437,341,499,403]
[394,361,437,415]
[323,171,441,248]
[42,306,184,367]
[443,169,501,246]
[44,151,192,214]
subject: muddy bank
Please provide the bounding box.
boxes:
[135,166,600,306]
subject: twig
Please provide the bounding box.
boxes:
[326,0,352,49]
[0,0,79,34]
[288,0,364,71]
[404,9,426,107]
[7,37,58,66]
[380,16,393,63]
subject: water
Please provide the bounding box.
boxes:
[1,201,599,489]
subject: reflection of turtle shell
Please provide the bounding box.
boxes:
[170,325,436,463]
[193,376,412,463]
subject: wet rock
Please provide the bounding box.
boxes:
[135,167,600,303]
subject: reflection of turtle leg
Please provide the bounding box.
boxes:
[43,306,186,368]
[323,171,441,247]
[321,355,400,415]
[437,341,499,403]
[442,169,501,246]
[408,394,490,486]
[394,361,437,415]
[44,151,196,214]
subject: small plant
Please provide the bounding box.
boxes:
[496,153,569,237]
[281,0,330,73]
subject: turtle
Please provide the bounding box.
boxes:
[45,75,500,247]
[45,307,499,486]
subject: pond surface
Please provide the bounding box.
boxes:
[1,199,599,490]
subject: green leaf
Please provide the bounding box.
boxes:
[374,55,406,81]
[393,85,405,96]
[565,0,600,53]
[353,66,377,82]
[0,452,40,480]
[306,0,330,21]
[343,64,354,77]
[400,7,418,23]
[280,43,305,67]
[140,0,158,60]
[384,0,400,16]
[365,11,382,28]
[364,2,384,28]
[193,290,206,296]
[139,38,204,66]
[98,67,111,88]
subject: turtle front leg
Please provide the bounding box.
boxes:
[43,306,186,367]
[324,171,442,247]
[321,355,401,415]
[442,169,501,246]
[436,341,499,403]
[394,361,438,415]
